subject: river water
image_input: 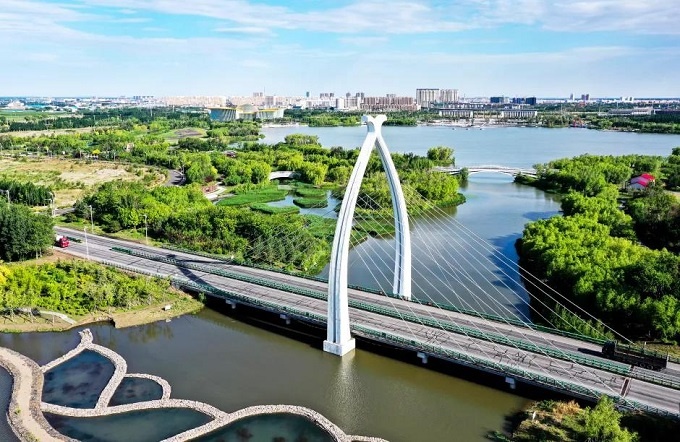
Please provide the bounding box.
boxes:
[1,127,680,441]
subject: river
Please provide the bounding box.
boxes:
[2,127,680,441]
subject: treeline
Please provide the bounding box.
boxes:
[0,179,53,206]
[0,202,54,261]
[282,109,419,127]
[517,152,680,341]
[0,260,172,316]
[2,108,210,133]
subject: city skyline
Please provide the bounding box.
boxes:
[2,1,680,97]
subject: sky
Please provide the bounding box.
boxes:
[2,0,680,98]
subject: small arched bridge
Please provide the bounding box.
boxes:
[435,165,537,177]
[269,170,299,180]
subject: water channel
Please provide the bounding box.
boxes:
[1,127,680,441]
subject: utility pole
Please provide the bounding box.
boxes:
[88,205,94,231]
[84,227,90,260]
[143,213,148,245]
[4,189,9,204]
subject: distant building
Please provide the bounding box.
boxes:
[627,173,655,191]
[490,96,510,104]
[416,88,440,108]
[209,104,285,121]
[499,109,538,119]
[438,108,474,118]
[361,95,417,111]
[607,108,654,116]
[439,89,459,103]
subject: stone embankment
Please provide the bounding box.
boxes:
[3,328,388,441]
[0,348,70,441]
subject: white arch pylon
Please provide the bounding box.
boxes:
[324,114,412,356]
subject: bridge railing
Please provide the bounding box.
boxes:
[353,326,680,419]
[109,247,680,391]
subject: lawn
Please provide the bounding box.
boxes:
[158,127,207,143]
[217,185,287,206]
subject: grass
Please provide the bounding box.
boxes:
[293,197,328,208]
[0,158,164,206]
[158,127,207,143]
[0,110,68,122]
[217,185,286,206]
[250,203,300,215]
[295,187,326,198]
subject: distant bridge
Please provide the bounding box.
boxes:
[269,170,299,180]
[436,165,537,177]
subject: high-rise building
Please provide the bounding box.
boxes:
[581,94,590,102]
[490,96,509,104]
[416,88,439,108]
[439,89,459,103]
[305,91,310,98]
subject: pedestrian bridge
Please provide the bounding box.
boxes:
[436,165,538,177]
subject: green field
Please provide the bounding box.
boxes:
[0,110,68,122]
[159,127,207,142]
[217,185,287,206]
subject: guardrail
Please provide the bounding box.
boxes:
[108,247,680,390]
[100,256,680,419]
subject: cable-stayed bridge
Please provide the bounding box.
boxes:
[55,115,680,418]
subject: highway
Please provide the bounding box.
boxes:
[55,227,680,416]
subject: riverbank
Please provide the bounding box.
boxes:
[0,295,203,333]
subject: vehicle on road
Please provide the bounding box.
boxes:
[602,341,668,370]
[54,234,70,248]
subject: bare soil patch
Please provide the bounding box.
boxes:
[0,158,164,206]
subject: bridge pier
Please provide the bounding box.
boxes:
[417,352,429,364]
[225,299,236,309]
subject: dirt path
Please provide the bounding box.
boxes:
[0,348,67,441]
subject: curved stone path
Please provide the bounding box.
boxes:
[2,328,388,441]
[125,373,172,400]
[0,348,70,441]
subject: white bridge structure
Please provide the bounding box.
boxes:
[324,115,412,356]
[436,165,538,177]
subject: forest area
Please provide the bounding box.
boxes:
[516,149,680,343]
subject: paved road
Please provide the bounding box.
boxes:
[56,227,680,415]
[164,170,185,186]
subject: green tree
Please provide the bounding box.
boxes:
[427,146,455,165]
[582,397,637,442]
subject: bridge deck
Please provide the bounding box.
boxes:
[56,227,680,416]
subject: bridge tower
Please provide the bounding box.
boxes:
[324,115,412,356]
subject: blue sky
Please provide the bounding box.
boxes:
[2,0,679,97]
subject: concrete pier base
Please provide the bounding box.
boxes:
[323,339,356,356]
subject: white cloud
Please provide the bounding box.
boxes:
[214,26,274,35]
[338,36,389,46]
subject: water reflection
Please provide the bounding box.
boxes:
[44,408,212,442]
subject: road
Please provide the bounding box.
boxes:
[56,227,680,415]
[164,170,185,186]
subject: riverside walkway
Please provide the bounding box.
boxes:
[56,227,680,417]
